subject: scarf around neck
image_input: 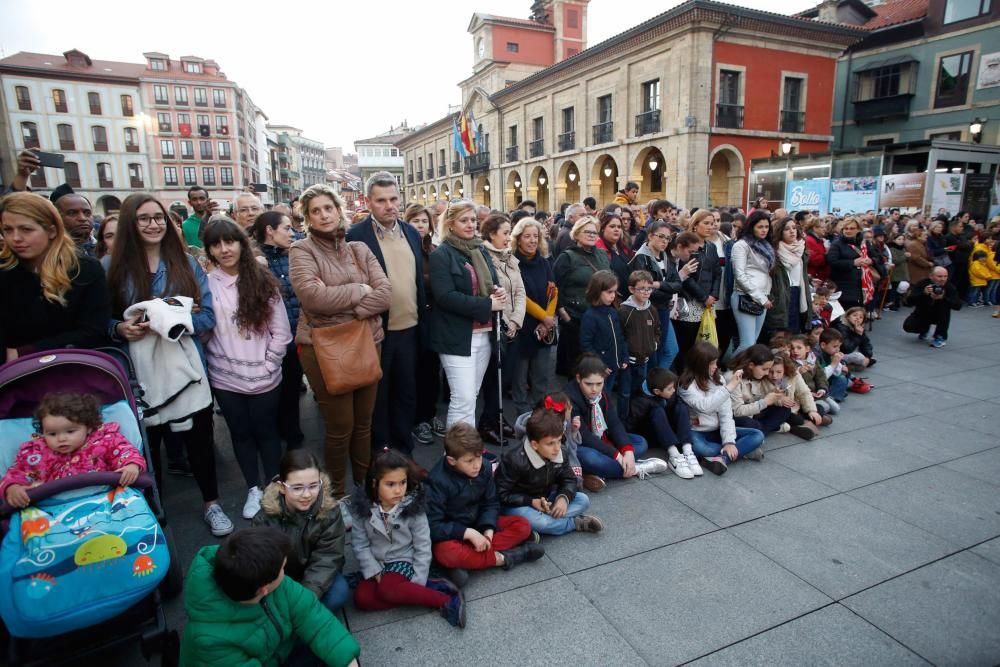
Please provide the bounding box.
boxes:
[588,393,608,439]
[747,237,775,267]
[777,239,805,273]
[445,235,493,296]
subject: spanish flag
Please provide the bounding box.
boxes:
[460,112,476,155]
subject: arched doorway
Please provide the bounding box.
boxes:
[529,166,550,212]
[475,175,491,207]
[506,171,523,211]
[632,147,665,202]
[454,180,464,200]
[418,187,427,204]
[558,160,581,206]
[97,195,121,215]
[429,187,438,202]
[591,155,619,206]
[709,146,745,208]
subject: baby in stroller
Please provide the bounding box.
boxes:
[1,392,146,508]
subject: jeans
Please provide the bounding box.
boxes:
[320,573,351,611]
[373,326,418,455]
[617,362,648,418]
[502,491,591,536]
[828,374,849,401]
[733,306,767,353]
[654,310,679,370]
[967,285,986,306]
[987,280,1000,306]
[214,386,284,490]
[576,434,648,479]
[734,405,791,434]
[690,427,764,462]
[512,343,557,415]
[439,331,492,429]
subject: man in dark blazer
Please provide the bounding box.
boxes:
[346,171,427,455]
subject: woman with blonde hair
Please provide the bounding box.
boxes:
[428,199,507,428]
[0,192,110,360]
[553,215,610,375]
[290,184,392,495]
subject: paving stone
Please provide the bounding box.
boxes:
[686,604,929,667]
[921,401,998,436]
[570,531,830,666]
[651,458,838,528]
[730,495,955,599]
[862,415,997,463]
[848,466,1000,549]
[971,537,1000,567]
[914,365,1000,400]
[352,577,646,667]
[843,552,1000,667]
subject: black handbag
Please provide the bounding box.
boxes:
[738,294,764,316]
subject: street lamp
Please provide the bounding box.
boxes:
[514,179,522,188]
[568,172,577,182]
[458,187,464,195]
[780,139,793,156]
[538,175,547,185]
[648,158,658,171]
[603,165,613,178]
[484,183,490,191]
[970,118,986,144]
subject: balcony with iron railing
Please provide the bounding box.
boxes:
[780,110,805,133]
[506,146,519,163]
[99,177,114,188]
[407,173,413,183]
[529,139,544,158]
[464,151,490,174]
[715,104,744,129]
[635,110,660,136]
[853,94,913,124]
[452,160,461,173]
[130,177,144,188]
[558,131,576,152]
[592,121,613,145]
[438,165,446,177]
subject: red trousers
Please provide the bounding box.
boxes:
[432,515,532,570]
[353,572,449,611]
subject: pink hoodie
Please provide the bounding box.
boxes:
[204,270,292,394]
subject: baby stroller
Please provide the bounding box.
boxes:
[0,349,182,666]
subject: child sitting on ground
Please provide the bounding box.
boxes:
[726,345,816,443]
[580,270,630,396]
[677,342,764,476]
[564,353,667,489]
[618,270,661,413]
[833,306,876,369]
[769,353,832,434]
[816,328,867,399]
[251,450,350,613]
[180,527,360,666]
[495,407,604,535]
[349,449,466,628]
[629,368,703,480]
[812,283,835,327]
[427,423,544,588]
[514,392,585,490]
[789,334,839,415]
[768,331,791,356]
[1,392,146,508]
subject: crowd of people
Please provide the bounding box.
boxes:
[1,148,998,664]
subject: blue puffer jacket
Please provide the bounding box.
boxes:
[260,243,300,338]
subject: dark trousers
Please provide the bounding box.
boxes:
[634,400,693,450]
[715,308,737,359]
[672,319,701,373]
[373,327,418,455]
[734,405,792,434]
[214,386,284,490]
[478,334,517,431]
[277,345,305,449]
[556,317,581,377]
[415,342,441,424]
[147,406,219,503]
[904,306,952,340]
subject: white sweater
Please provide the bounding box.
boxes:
[124,296,212,430]
[679,380,737,445]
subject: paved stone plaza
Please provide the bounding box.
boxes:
[156,307,1000,666]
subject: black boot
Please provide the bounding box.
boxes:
[499,543,545,570]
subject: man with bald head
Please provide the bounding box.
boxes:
[233,193,264,233]
[903,266,963,348]
[552,202,586,258]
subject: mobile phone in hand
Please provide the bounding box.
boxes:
[33,151,65,169]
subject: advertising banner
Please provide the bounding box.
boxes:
[785,178,830,214]
[879,173,926,210]
[830,176,878,214]
[929,173,965,218]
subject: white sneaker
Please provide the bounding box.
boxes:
[636,458,668,479]
[204,504,234,537]
[683,451,704,476]
[779,423,791,433]
[667,454,694,479]
[242,486,263,520]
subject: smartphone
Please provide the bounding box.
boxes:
[33,151,65,169]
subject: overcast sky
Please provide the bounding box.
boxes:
[0,0,818,152]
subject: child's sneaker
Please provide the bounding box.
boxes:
[667,453,694,479]
[778,422,791,433]
[700,455,728,476]
[204,504,234,537]
[529,530,542,544]
[683,450,704,476]
[820,415,833,426]
[635,458,668,479]
[500,543,545,570]
[573,515,604,533]
[431,416,447,438]
[242,486,263,520]
[744,446,765,461]
[789,424,816,440]
[582,474,606,492]
[930,337,946,348]
[440,592,466,628]
[848,377,872,393]
[426,577,461,597]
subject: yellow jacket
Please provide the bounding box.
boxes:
[612,192,647,228]
[970,242,1000,283]
[970,259,993,287]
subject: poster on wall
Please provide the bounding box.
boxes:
[785,178,830,214]
[976,51,1000,89]
[879,173,926,210]
[962,174,993,221]
[929,173,965,217]
[830,176,878,214]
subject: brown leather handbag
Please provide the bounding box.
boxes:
[311,318,382,395]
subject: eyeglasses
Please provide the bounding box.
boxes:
[650,233,670,241]
[137,213,167,228]
[581,230,599,237]
[281,481,323,496]
[633,287,653,293]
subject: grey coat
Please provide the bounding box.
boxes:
[348,486,432,585]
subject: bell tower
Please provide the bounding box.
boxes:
[543,0,589,62]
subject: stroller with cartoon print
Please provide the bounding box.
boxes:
[0,349,182,666]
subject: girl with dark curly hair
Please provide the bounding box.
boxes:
[203,218,292,520]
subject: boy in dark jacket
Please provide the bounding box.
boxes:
[181,527,360,667]
[496,408,604,535]
[628,368,701,480]
[618,270,661,416]
[427,424,543,586]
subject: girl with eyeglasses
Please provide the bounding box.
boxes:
[105,192,232,537]
[253,449,351,615]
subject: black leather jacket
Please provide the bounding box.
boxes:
[495,440,578,508]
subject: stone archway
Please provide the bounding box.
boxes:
[454,180,464,200]
[429,186,438,202]
[557,160,581,206]
[529,166,550,212]
[591,154,619,206]
[708,146,745,209]
[475,175,491,208]
[97,195,122,215]
[632,147,666,202]
[506,170,523,210]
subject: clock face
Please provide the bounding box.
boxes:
[477,38,485,58]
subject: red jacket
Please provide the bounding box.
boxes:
[805,233,829,282]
